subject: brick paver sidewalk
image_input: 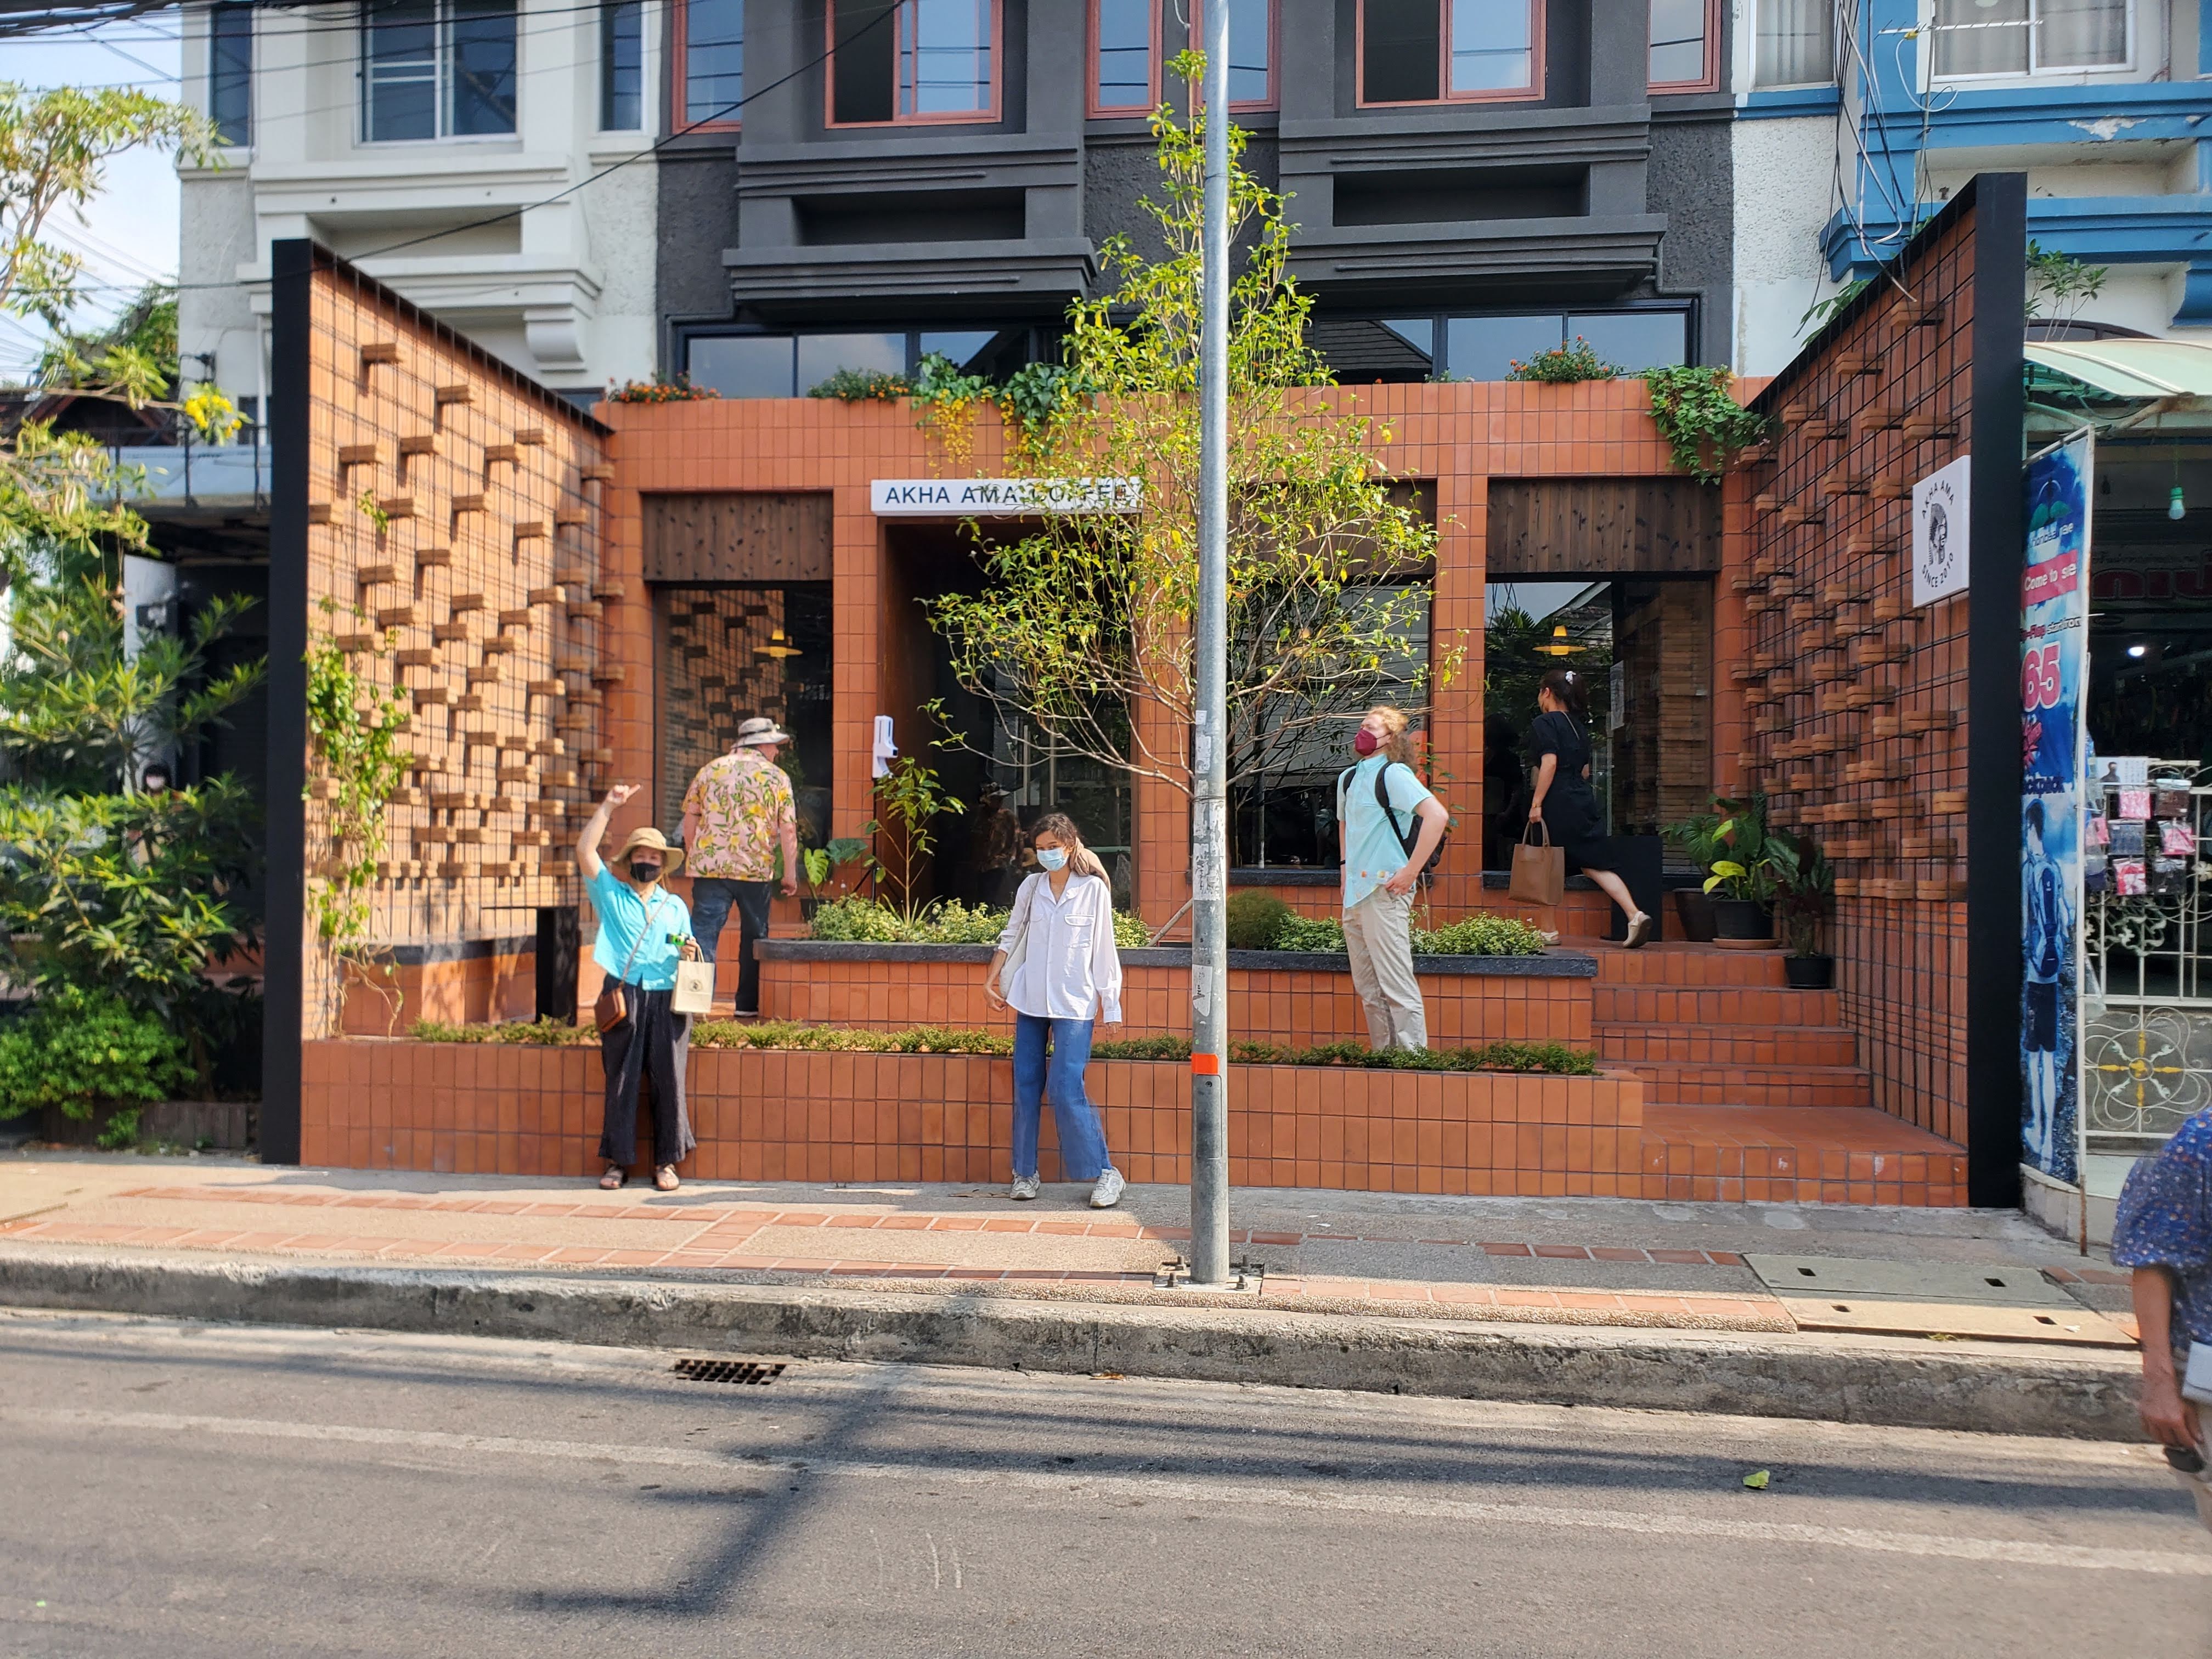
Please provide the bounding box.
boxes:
[0,1152,2137,1340]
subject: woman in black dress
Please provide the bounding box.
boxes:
[1526,668,1652,949]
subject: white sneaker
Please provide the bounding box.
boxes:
[1009,1173,1041,1201]
[1089,1168,1125,1209]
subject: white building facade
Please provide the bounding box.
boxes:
[178,0,665,407]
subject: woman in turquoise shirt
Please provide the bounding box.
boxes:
[578,785,700,1192]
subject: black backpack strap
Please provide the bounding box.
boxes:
[1375,764,1418,857]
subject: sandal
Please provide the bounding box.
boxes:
[654,1165,681,1193]
[599,1164,625,1190]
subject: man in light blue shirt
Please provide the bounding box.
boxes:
[1336,707,1450,1049]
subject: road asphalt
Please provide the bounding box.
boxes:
[3,1308,2205,1657]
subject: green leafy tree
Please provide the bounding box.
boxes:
[928,54,1454,819]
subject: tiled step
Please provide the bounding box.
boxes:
[1596,1021,1859,1068]
[1592,946,1792,988]
[1636,1104,1968,1205]
[1617,1060,1872,1110]
[1593,986,1842,1026]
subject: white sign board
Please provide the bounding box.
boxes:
[870,477,1142,516]
[1912,454,1971,607]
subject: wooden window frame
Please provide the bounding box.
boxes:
[671,0,743,133]
[1648,0,1721,93]
[1354,0,1545,109]
[826,0,1004,129]
[1087,0,1161,117]
[1189,0,1280,113]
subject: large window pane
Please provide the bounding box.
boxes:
[1449,0,1534,93]
[1934,0,2029,75]
[448,0,517,134]
[210,3,252,144]
[1225,0,1272,105]
[918,329,999,370]
[833,0,899,122]
[797,332,907,391]
[2039,0,2126,67]
[1444,314,1562,381]
[685,0,744,123]
[1754,0,1835,87]
[689,336,795,398]
[1649,0,1707,84]
[904,0,993,115]
[365,2,438,141]
[1362,0,1440,104]
[1094,0,1152,109]
[1567,312,1688,374]
[601,0,642,129]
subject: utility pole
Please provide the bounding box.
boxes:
[1187,0,1232,1286]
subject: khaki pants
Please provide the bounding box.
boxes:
[1344,886,1426,1051]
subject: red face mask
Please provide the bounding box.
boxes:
[1353,729,1379,756]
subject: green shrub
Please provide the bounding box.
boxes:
[0,986,190,1122]
[1225,890,1293,950]
[808,367,910,402]
[1412,916,1550,957]
[1273,915,1347,952]
[808,895,1150,948]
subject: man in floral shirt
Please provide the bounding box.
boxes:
[680,717,799,1017]
[2112,1105,2212,1532]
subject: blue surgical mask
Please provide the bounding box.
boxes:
[1036,847,1069,871]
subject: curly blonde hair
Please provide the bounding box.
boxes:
[1365,706,1419,769]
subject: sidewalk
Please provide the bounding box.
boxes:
[0,1148,2136,1338]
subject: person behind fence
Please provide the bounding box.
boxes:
[1338,706,1451,1052]
[579,785,701,1194]
[679,715,799,1019]
[983,812,1126,1210]
[2111,1103,2212,1534]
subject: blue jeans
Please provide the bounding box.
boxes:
[690,877,772,1011]
[1011,1013,1114,1182]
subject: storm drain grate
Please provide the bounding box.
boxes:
[670,1358,787,1385]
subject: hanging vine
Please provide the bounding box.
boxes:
[303,604,413,1028]
[1639,365,1772,486]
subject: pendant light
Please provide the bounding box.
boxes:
[755,627,802,661]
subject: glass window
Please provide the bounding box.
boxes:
[1092,0,1154,112]
[1648,0,1710,87]
[1567,312,1687,374]
[600,0,642,129]
[1934,0,2126,76]
[904,0,995,116]
[1226,0,1273,105]
[210,3,252,145]
[797,332,908,392]
[683,0,744,126]
[1754,0,1835,87]
[363,0,516,141]
[689,336,795,398]
[1360,0,1538,104]
[918,329,998,369]
[1444,314,1564,381]
[1381,318,1435,358]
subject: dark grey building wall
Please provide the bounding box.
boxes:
[657,146,739,342]
[1646,109,1735,366]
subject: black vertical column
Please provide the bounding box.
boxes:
[258,239,315,1165]
[1964,174,2028,1209]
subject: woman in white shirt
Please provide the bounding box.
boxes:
[984,813,1126,1209]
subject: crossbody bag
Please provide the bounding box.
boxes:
[592,888,668,1035]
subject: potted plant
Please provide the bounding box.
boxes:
[1663,803,1728,941]
[1696,793,1780,943]
[1772,834,1836,988]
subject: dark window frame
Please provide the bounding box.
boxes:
[600,0,644,129]
[210,2,253,145]
[826,0,1003,129]
[1355,0,1547,109]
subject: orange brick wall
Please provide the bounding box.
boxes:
[339,949,536,1036]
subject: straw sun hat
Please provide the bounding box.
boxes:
[610,825,684,877]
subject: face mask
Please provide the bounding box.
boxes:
[629,861,662,883]
[1036,847,1069,872]
[1353,729,1379,757]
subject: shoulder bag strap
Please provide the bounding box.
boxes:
[612,887,665,989]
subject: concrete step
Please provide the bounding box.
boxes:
[1593,986,1842,1027]
[1596,1022,1860,1068]
[1617,1060,1873,1111]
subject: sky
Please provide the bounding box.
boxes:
[3,13,187,381]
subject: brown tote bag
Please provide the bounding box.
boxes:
[1509,823,1565,907]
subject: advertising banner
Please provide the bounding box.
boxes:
[2019,432,2093,1185]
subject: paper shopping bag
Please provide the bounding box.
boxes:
[1508,825,1565,907]
[671,960,716,1017]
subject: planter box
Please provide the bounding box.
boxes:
[756,941,1597,1046]
[301,1038,1646,1197]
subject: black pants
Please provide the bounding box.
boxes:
[597,984,695,1168]
[691,877,774,1013]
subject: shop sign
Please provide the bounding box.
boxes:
[1912,455,1971,607]
[2018,431,2093,1187]
[870,477,1142,516]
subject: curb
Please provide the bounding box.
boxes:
[0,1245,2145,1441]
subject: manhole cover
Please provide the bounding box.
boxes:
[670,1358,787,1385]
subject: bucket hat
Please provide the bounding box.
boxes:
[736,716,792,747]
[611,825,684,877]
